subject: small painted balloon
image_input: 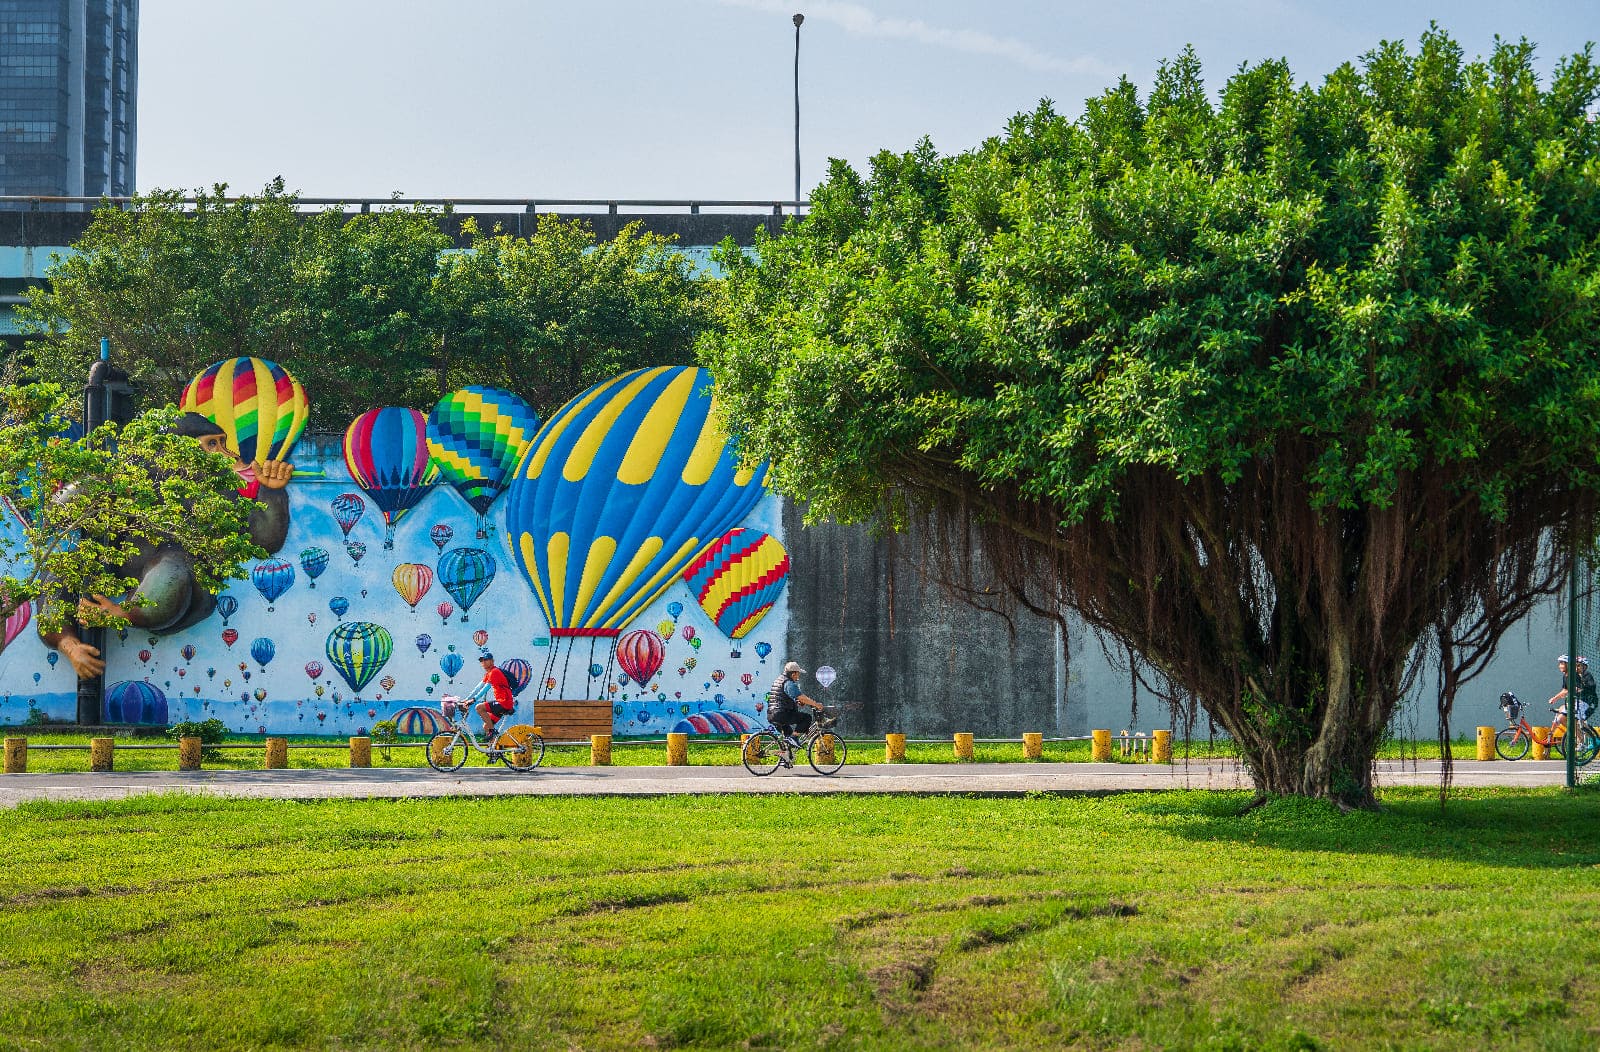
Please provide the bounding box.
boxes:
[299,546,329,589]
[754,642,772,662]
[435,600,454,625]
[137,649,151,663]
[741,673,753,687]
[250,637,275,669]
[472,629,488,648]
[589,664,604,678]
[430,523,454,551]
[415,633,432,656]
[254,687,267,703]
[711,669,724,684]
[222,628,238,648]
[380,675,397,693]
[345,541,367,565]
[657,620,674,640]
[304,660,324,680]
[815,665,837,689]
[440,652,463,679]
[250,558,295,611]
[391,563,433,610]
[329,596,350,620]
[330,492,365,538]
[47,650,58,668]
[681,626,695,642]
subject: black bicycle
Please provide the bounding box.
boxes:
[741,708,846,776]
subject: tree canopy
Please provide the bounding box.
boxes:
[16,181,718,426]
[700,30,1600,804]
[0,385,261,636]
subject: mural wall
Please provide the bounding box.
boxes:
[0,361,793,737]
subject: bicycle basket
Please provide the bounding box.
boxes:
[1499,692,1521,720]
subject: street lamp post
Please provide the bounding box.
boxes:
[793,13,804,209]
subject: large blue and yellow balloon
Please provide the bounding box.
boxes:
[506,366,767,638]
[425,387,540,529]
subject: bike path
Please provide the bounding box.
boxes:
[0,759,1577,807]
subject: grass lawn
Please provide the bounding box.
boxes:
[3,731,1485,774]
[2,788,1598,1050]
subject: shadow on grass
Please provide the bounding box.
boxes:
[1149,785,1600,870]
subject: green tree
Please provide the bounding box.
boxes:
[17,187,719,426]
[0,386,261,648]
[700,31,1600,806]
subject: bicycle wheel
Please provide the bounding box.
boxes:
[1573,725,1600,766]
[497,725,545,772]
[1495,727,1530,761]
[808,731,847,775]
[426,731,469,772]
[742,732,783,776]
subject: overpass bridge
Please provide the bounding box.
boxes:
[0,195,801,341]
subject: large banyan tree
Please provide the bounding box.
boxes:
[700,31,1600,806]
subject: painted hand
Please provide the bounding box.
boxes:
[76,594,130,625]
[59,636,105,678]
[254,460,293,490]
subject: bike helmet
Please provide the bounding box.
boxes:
[1559,654,1570,664]
[1579,657,1590,667]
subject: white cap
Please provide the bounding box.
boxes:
[783,660,805,675]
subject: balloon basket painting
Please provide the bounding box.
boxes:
[0,362,791,737]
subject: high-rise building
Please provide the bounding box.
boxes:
[0,0,138,198]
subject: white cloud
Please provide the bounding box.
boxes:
[710,0,1114,76]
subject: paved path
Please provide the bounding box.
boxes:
[0,759,1581,806]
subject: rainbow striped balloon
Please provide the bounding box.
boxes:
[506,367,768,638]
[682,528,790,639]
[425,387,540,519]
[343,408,439,549]
[180,357,309,464]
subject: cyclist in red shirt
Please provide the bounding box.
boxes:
[468,651,515,742]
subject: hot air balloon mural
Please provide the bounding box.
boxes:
[330,493,365,538]
[435,600,454,625]
[250,637,275,669]
[0,602,30,656]
[437,547,495,622]
[325,622,394,695]
[179,643,196,663]
[393,706,448,736]
[616,629,665,686]
[221,628,238,648]
[345,541,367,565]
[673,710,760,736]
[429,524,454,551]
[682,528,790,639]
[304,660,324,681]
[250,558,295,611]
[215,594,237,625]
[179,357,309,465]
[657,620,674,640]
[380,675,397,694]
[391,563,434,610]
[329,596,350,621]
[754,642,772,663]
[505,366,767,699]
[415,633,432,656]
[299,546,329,589]
[343,408,438,549]
[425,387,541,538]
[104,680,169,725]
[472,629,489,648]
[440,652,464,680]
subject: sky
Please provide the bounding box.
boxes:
[137,1,1596,204]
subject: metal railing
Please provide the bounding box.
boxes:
[0,195,811,216]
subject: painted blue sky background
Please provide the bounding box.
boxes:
[139,1,1593,201]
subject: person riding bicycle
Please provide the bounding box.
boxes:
[766,660,824,750]
[466,651,515,743]
[1549,654,1596,745]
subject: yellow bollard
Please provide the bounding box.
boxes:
[591,734,612,766]
[885,733,906,763]
[178,736,202,771]
[666,732,688,766]
[814,734,836,765]
[1532,726,1550,761]
[4,737,25,774]
[264,737,288,769]
[1092,729,1112,762]
[1153,729,1172,763]
[1022,732,1043,760]
[1476,726,1495,762]
[89,737,114,773]
[954,733,974,761]
[349,736,372,768]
